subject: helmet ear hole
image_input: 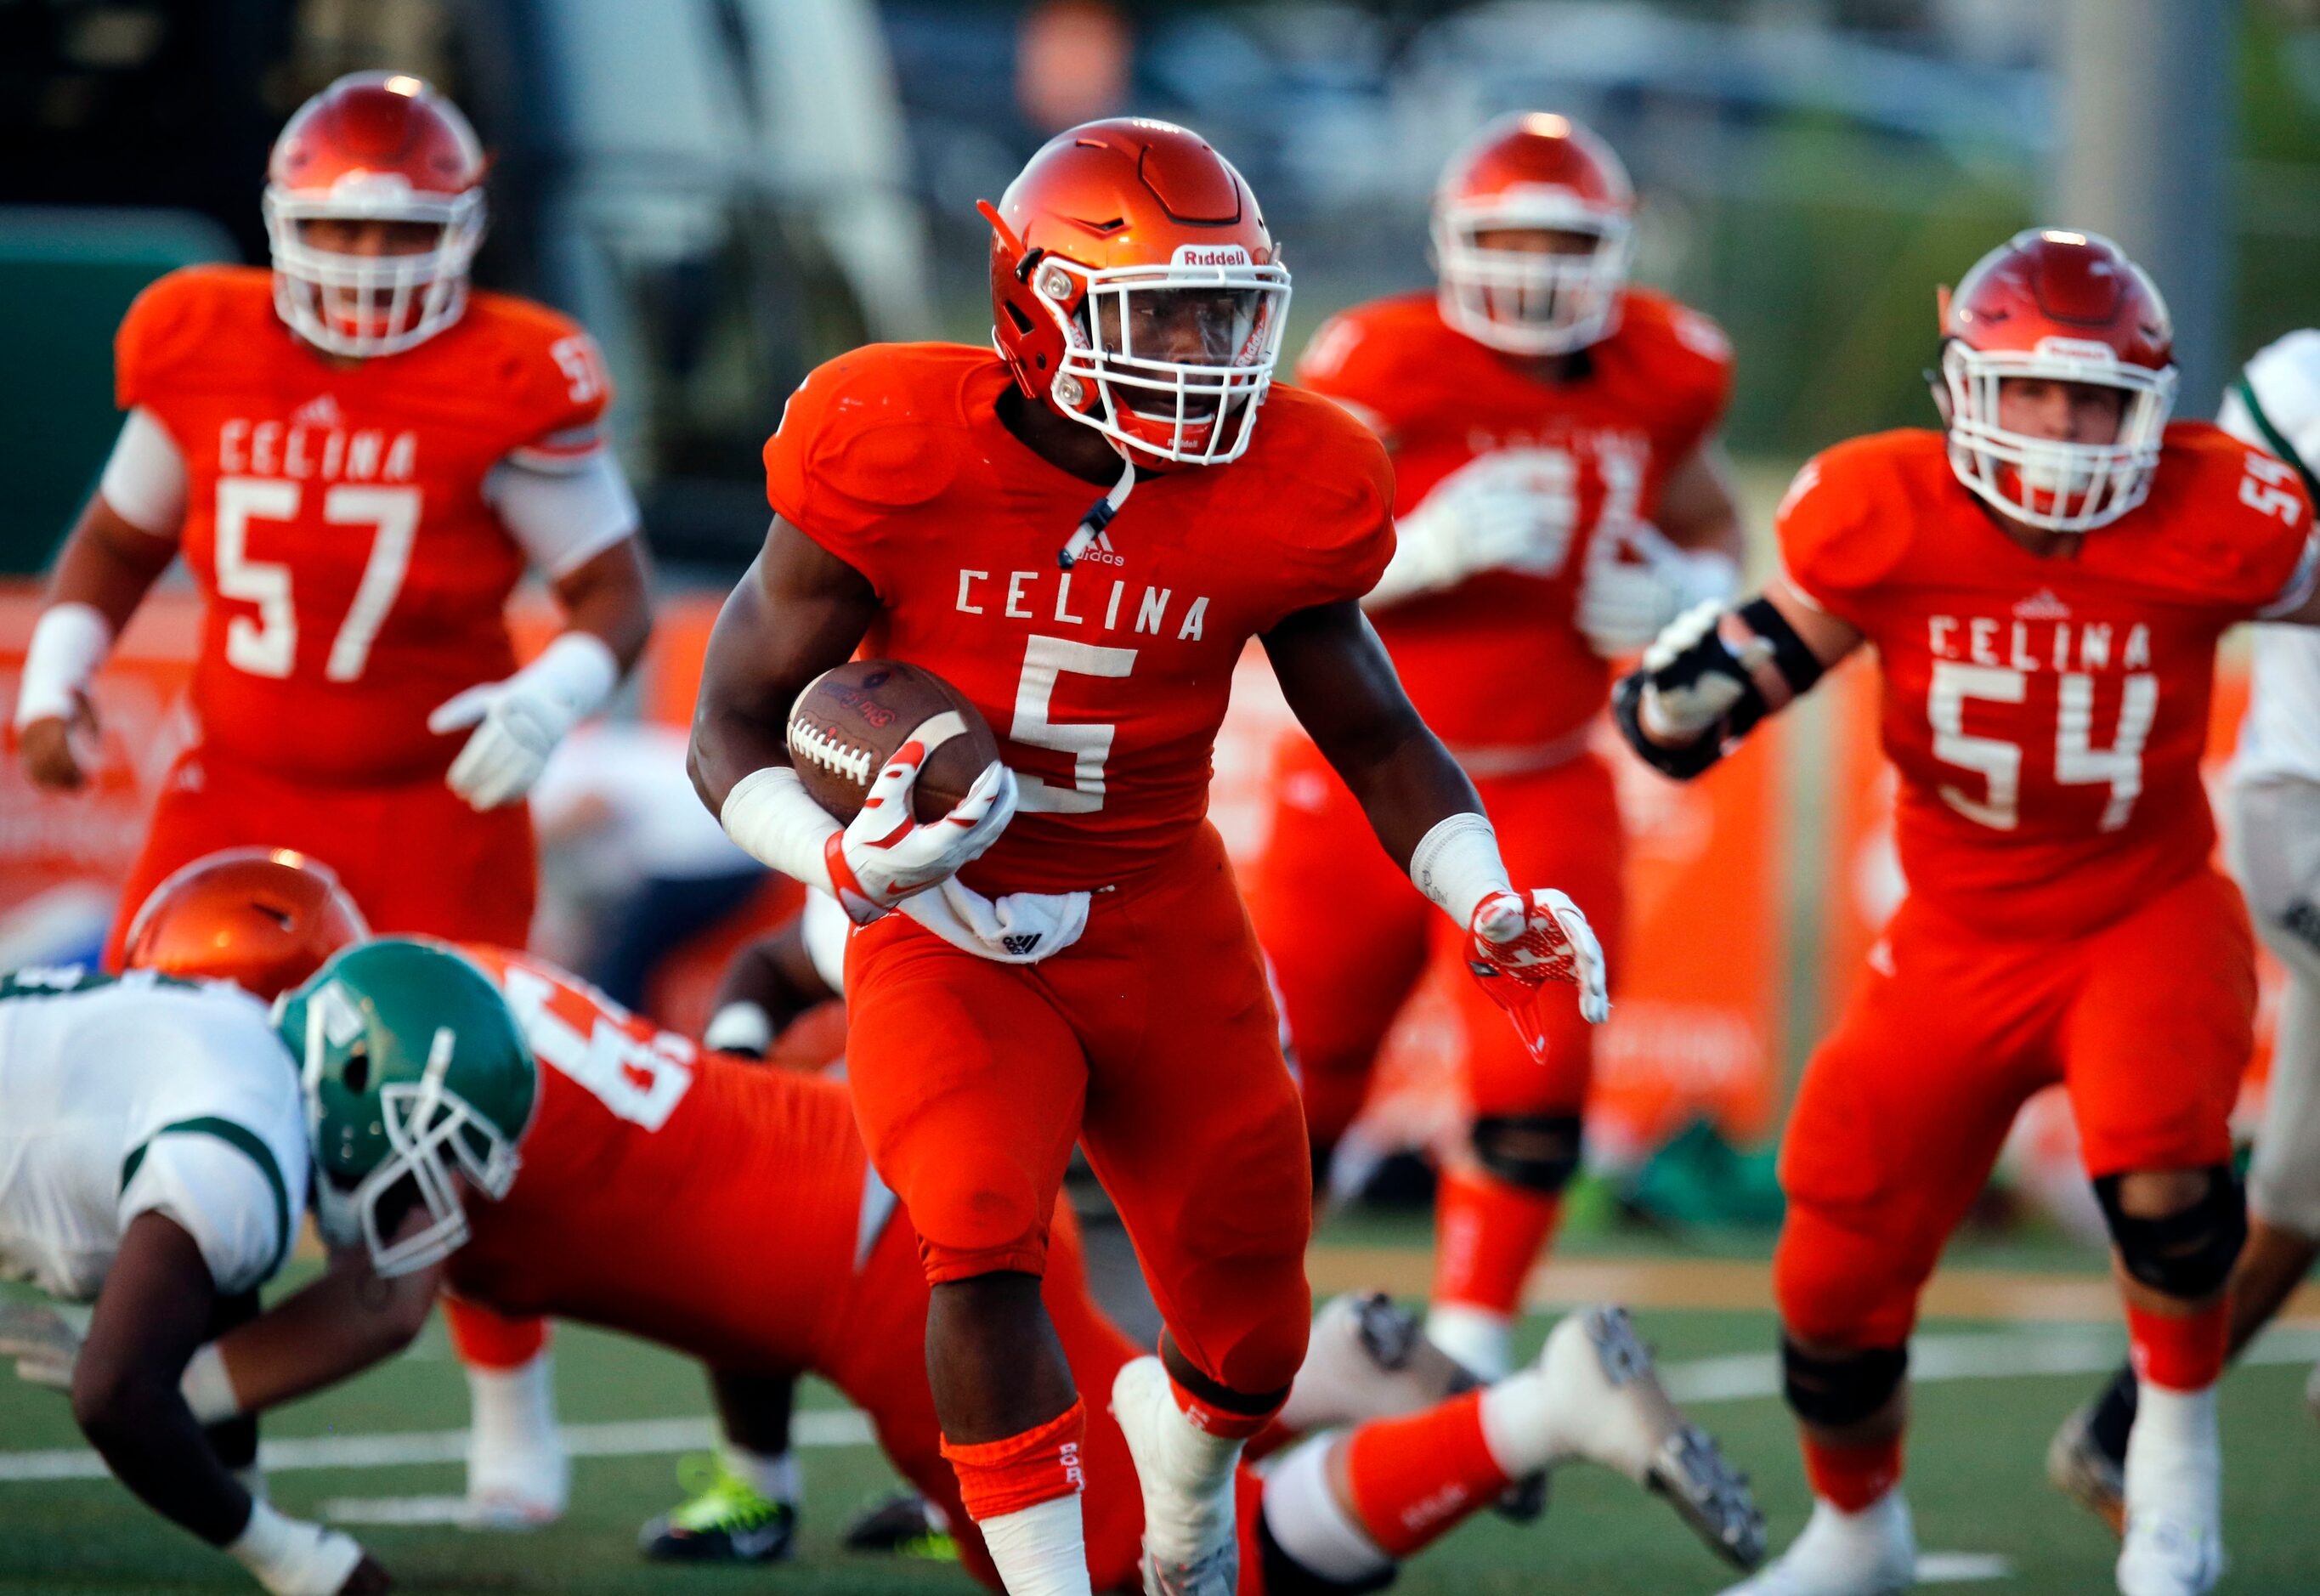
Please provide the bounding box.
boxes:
[343,1043,371,1096]
[1004,302,1035,336]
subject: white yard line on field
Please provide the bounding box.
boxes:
[1,1325,2313,1486]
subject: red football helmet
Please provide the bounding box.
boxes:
[1432,112,1634,356]
[122,848,371,1001]
[1937,228,2177,532]
[982,118,1290,468]
[263,71,487,358]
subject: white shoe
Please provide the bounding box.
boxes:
[1276,1293,1480,1433]
[2117,1512,2222,1596]
[1111,1356,1238,1596]
[464,1430,569,1529]
[1717,1496,1915,1596]
[1535,1306,1767,1570]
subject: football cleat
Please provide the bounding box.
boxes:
[638,1455,797,1564]
[843,1491,959,1561]
[1717,1496,1914,1596]
[1112,1357,1241,1596]
[2117,1512,2222,1596]
[462,1423,568,1531]
[2047,1401,2126,1537]
[1278,1292,1480,1432]
[1540,1306,1766,1570]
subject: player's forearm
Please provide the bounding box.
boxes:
[200,1260,435,1418]
[551,535,654,671]
[45,501,176,635]
[76,1361,252,1545]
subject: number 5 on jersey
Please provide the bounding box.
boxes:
[1929,659,2157,833]
[1010,634,1135,813]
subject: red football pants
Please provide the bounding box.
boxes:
[106,744,537,964]
[1242,736,1624,1147]
[842,822,1313,1401]
[1775,866,2255,1350]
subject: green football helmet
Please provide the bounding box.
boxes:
[274,937,536,1276]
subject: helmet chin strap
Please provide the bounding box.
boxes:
[1058,453,1138,569]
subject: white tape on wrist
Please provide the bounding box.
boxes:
[719,766,840,895]
[228,1501,363,1596]
[14,604,112,728]
[1408,811,1516,928]
[181,1343,240,1426]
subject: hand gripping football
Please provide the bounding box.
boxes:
[788,659,1004,824]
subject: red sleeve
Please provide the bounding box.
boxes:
[761,348,961,598]
[2149,425,2317,614]
[502,314,615,472]
[1258,393,1397,626]
[113,268,212,412]
[1659,303,1735,462]
[1774,438,1912,630]
[1290,303,1418,444]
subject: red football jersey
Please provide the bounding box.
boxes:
[447,947,880,1372]
[1781,425,2313,940]
[765,342,1395,895]
[116,265,612,784]
[1295,288,1733,754]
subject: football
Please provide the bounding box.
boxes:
[787,659,1003,825]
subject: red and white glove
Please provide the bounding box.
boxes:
[823,742,1017,925]
[1465,888,1611,1056]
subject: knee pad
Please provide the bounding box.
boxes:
[1469,1113,1583,1195]
[1780,1338,1907,1429]
[2094,1165,2247,1299]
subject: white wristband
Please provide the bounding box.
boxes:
[181,1343,240,1426]
[227,1501,364,1596]
[719,766,840,895]
[520,630,621,722]
[702,1000,772,1057]
[14,604,113,728]
[1409,812,1515,928]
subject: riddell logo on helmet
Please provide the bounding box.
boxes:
[1171,244,1250,269]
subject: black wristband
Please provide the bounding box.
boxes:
[1736,596,1826,697]
[1610,670,1725,781]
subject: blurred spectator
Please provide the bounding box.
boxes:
[1016,0,1131,133]
[529,722,765,1010]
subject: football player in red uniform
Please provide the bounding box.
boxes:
[106,852,1761,1593]
[12,71,654,1525]
[1614,230,2320,1596]
[1242,112,1744,1382]
[688,119,1609,1596]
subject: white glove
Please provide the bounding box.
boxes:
[1577,529,1740,658]
[227,1501,366,1596]
[1468,887,1611,1029]
[1637,599,1772,744]
[0,1301,82,1391]
[823,745,1018,925]
[428,631,619,812]
[1367,456,1576,607]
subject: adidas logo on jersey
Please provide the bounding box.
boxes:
[1074,529,1125,567]
[292,393,344,429]
[2012,588,2073,620]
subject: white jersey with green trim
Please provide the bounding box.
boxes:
[0,969,309,1302]
[2225,329,2320,789]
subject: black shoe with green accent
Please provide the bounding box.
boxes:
[844,1491,959,1560]
[639,1455,797,1564]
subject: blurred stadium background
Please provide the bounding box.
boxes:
[3,3,2319,1592]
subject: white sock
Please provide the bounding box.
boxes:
[1140,1400,1245,1564]
[1259,1435,1392,1586]
[977,1491,1093,1596]
[467,1352,558,1453]
[1476,1365,1555,1476]
[720,1441,800,1505]
[1425,1305,1513,1382]
[2124,1382,2219,1521]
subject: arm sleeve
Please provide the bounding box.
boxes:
[98,408,189,539]
[483,451,642,579]
[119,1128,291,1298]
